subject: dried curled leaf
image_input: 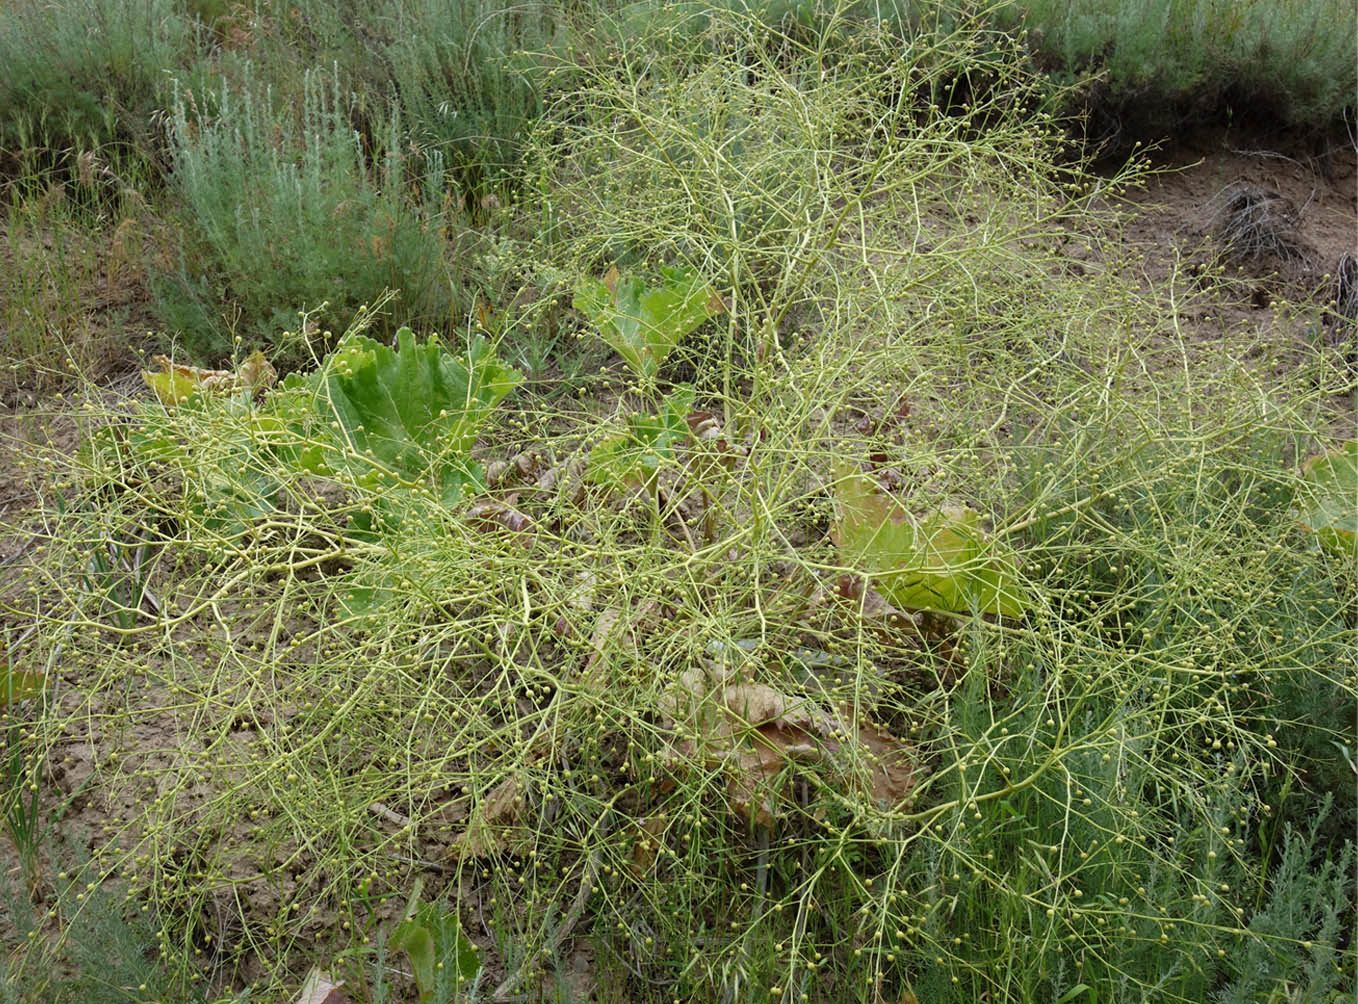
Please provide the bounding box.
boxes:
[662,668,920,829]
[629,814,669,876]
[294,969,351,1004]
[446,777,529,860]
[143,350,277,406]
[581,600,660,688]
[834,574,922,634]
[467,498,534,541]
[486,451,545,489]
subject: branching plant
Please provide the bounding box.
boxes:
[0,4,1353,1003]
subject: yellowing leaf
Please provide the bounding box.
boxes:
[142,351,277,406]
[1299,441,1357,559]
[832,469,1027,617]
[0,660,44,707]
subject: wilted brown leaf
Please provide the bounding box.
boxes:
[236,351,276,392]
[628,814,669,876]
[874,990,919,1004]
[686,411,722,441]
[294,968,351,1004]
[486,451,545,489]
[855,716,919,809]
[581,600,659,688]
[143,350,277,406]
[663,669,920,829]
[852,394,911,438]
[836,575,922,636]
[467,498,535,541]
[447,777,528,860]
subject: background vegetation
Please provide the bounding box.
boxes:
[994,0,1357,143]
[0,0,1353,386]
[0,1,1354,1002]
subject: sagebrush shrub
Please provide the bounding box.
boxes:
[388,0,568,203]
[156,64,450,364]
[998,0,1357,131]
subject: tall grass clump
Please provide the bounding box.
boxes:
[2,3,1354,1000]
[0,163,157,397]
[998,0,1358,133]
[0,0,192,170]
[156,65,451,364]
[387,0,571,204]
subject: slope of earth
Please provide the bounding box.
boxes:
[1099,125,1357,436]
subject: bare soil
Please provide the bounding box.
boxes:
[1119,126,1355,295]
[1105,125,1357,436]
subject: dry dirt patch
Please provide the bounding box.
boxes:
[1100,126,1357,434]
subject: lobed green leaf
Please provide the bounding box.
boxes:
[573,265,724,381]
[832,469,1028,617]
[1299,441,1357,559]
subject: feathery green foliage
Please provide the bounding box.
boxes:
[387,0,568,202]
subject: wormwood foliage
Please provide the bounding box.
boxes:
[160,65,448,360]
[992,0,1357,132]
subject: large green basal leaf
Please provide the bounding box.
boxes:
[573,266,724,381]
[280,328,521,506]
[832,470,1028,617]
[111,408,283,544]
[1299,440,1357,559]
